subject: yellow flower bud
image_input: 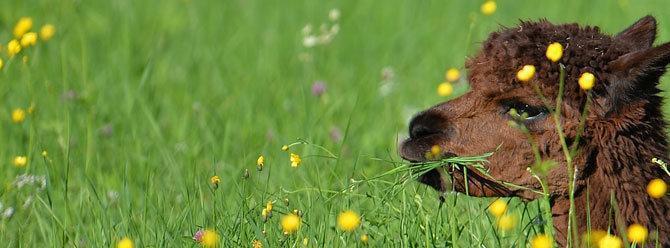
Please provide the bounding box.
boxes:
[200,229,220,247]
[647,179,667,198]
[280,213,301,234]
[210,175,221,188]
[116,237,134,248]
[516,65,536,82]
[20,32,38,47]
[7,40,22,57]
[445,68,460,82]
[337,210,361,232]
[437,82,454,97]
[13,17,33,38]
[546,42,563,62]
[531,234,552,248]
[11,108,26,123]
[480,1,496,15]
[488,199,507,217]
[627,224,648,243]
[40,24,56,41]
[598,235,622,248]
[13,156,28,168]
[578,72,596,91]
[496,214,516,231]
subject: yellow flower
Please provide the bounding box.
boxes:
[20,32,38,47]
[7,40,22,58]
[13,17,33,37]
[290,153,301,167]
[13,156,28,168]
[647,178,667,198]
[261,208,270,221]
[627,223,648,243]
[201,229,220,248]
[488,199,507,217]
[425,145,442,159]
[437,82,454,97]
[257,155,265,170]
[117,237,134,248]
[578,72,596,91]
[281,145,289,151]
[280,213,301,234]
[583,230,608,247]
[445,68,460,82]
[252,239,263,248]
[531,234,552,248]
[516,65,536,82]
[0,58,4,70]
[337,210,361,232]
[210,175,221,188]
[598,234,622,248]
[40,24,56,41]
[496,214,515,231]
[360,234,369,244]
[266,201,273,212]
[480,1,497,15]
[545,42,563,62]
[42,150,48,157]
[11,108,26,123]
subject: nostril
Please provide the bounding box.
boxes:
[409,123,441,139]
[408,110,449,139]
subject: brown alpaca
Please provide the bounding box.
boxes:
[400,16,670,246]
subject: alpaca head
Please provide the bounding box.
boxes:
[400,16,670,200]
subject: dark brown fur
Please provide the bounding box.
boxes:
[400,16,670,246]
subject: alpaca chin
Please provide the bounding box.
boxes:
[418,169,447,192]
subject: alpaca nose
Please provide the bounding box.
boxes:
[408,111,449,139]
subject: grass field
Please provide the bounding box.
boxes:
[2,0,670,247]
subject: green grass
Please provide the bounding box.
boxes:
[1,0,670,246]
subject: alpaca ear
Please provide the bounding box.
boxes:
[615,15,656,51]
[605,42,670,113]
[608,42,670,79]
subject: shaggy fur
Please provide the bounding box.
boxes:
[400,16,670,246]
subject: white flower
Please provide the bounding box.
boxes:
[379,81,395,96]
[107,190,120,203]
[303,35,318,47]
[318,33,334,44]
[22,196,33,209]
[329,9,341,21]
[330,24,340,35]
[302,24,313,36]
[2,207,14,219]
[379,66,396,96]
[13,174,47,190]
[381,66,395,82]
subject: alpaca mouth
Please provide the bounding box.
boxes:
[398,135,446,162]
[418,169,447,192]
[399,138,453,191]
[400,139,516,197]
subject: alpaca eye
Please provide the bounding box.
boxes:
[504,101,548,121]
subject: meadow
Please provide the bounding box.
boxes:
[2,0,670,247]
